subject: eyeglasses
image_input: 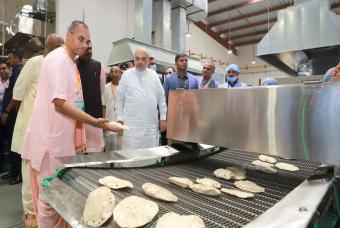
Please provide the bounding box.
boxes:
[227,70,238,74]
[71,32,91,46]
[203,67,211,70]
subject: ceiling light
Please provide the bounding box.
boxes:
[186,23,192,38]
[251,60,256,64]
[227,50,232,54]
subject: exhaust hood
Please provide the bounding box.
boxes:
[4,1,55,56]
[107,38,203,74]
[257,0,340,76]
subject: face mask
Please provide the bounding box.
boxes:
[149,64,157,72]
[227,76,237,82]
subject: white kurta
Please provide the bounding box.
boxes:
[102,82,118,121]
[116,68,167,150]
[12,55,44,154]
[102,82,120,151]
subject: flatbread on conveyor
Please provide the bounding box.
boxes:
[109,121,130,130]
[142,183,178,202]
[83,186,115,227]
[259,155,277,164]
[168,177,194,188]
[221,188,254,199]
[99,176,133,189]
[275,162,299,171]
[213,167,246,180]
[156,212,206,228]
[196,178,221,189]
[189,184,221,196]
[113,195,159,228]
[234,180,265,193]
[251,160,277,173]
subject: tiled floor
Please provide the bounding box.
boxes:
[0,173,24,228]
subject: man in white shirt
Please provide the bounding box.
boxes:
[116,48,167,149]
[103,66,122,121]
[102,66,122,150]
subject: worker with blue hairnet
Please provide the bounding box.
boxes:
[220,64,247,88]
[262,77,279,86]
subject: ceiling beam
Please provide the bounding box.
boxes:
[194,21,237,55]
[234,39,262,47]
[227,29,268,41]
[209,2,340,28]
[331,2,340,9]
[209,3,290,28]
[219,18,276,34]
[208,0,265,17]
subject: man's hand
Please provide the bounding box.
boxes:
[94,118,123,133]
[160,120,167,132]
[1,113,9,125]
[332,62,340,82]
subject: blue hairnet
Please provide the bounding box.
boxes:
[262,78,279,86]
[226,64,240,73]
[322,67,335,82]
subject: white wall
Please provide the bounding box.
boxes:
[56,0,135,66]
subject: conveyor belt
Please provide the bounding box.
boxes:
[59,149,322,227]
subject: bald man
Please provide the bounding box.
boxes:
[21,21,122,228]
[11,33,64,226]
[103,66,122,122]
[102,66,122,150]
[116,48,167,149]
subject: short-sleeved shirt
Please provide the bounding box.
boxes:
[12,55,44,154]
[21,47,82,171]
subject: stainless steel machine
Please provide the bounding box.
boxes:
[42,83,340,228]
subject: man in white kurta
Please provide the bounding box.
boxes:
[11,34,64,227]
[116,48,167,150]
[102,66,122,151]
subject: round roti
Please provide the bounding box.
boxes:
[142,183,178,202]
[168,177,194,188]
[189,184,221,196]
[156,212,205,228]
[252,160,277,173]
[234,180,265,193]
[113,196,159,227]
[221,188,254,199]
[275,162,299,171]
[99,176,133,189]
[196,178,221,189]
[213,167,246,180]
[109,121,130,130]
[83,186,115,227]
[259,155,277,164]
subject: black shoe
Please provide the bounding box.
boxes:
[2,172,17,179]
[9,175,22,185]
